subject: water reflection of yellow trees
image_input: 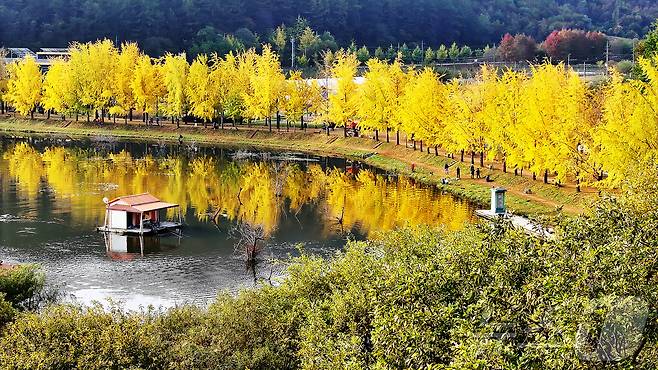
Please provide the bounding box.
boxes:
[324,170,471,233]
[3,142,44,200]
[0,143,473,235]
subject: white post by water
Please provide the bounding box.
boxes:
[491,187,507,215]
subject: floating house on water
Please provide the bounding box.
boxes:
[97,193,183,235]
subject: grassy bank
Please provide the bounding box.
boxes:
[0,118,594,217]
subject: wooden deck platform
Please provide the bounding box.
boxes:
[475,210,554,239]
[96,221,183,235]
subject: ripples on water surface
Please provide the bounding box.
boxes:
[0,136,475,308]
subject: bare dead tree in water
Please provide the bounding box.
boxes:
[229,222,266,283]
[230,222,265,262]
[331,194,347,234]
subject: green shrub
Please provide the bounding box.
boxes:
[0,264,46,310]
[616,60,635,75]
[169,289,302,369]
[0,293,16,328]
[0,304,172,369]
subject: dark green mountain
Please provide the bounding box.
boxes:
[0,0,655,55]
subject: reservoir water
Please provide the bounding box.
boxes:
[0,136,475,308]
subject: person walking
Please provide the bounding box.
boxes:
[444,163,449,175]
[470,164,475,179]
[456,166,461,179]
[476,167,481,179]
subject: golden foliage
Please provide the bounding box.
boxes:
[109,42,140,116]
[243,45,285,121]
[131,55,165,115]
[326,51,360,127]
[162,53,189,119]
[5,56,42,116]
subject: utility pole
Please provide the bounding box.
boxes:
[291,37,295,69]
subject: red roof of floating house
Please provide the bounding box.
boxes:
[107,193,178,213]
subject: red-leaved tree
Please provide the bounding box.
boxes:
[498,33,537,62]
[543,29,606,61]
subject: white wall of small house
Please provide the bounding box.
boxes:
[108,210,128,229]
[108,233,128,253]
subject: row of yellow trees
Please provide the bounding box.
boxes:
[2,40,658,187]
[1,40,323,129]
[314,52,658,188]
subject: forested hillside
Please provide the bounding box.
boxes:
[0,0,656,55]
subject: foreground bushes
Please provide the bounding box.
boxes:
[2,192,658,368]
[0,264,46,327]
[0,264,45,308]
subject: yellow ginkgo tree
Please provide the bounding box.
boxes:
[400,68,447,152]
[6,55,42,118]
[326,50,360,137]
[243,45,285,131]
[70,40,118,122]
[283,71,307,129]
[517,64,592,183]
[210,53,237,129]
[223,50,256,125]
[479,67,525,173]
[42,58,79,119]
[593,57,658,187]
[358,58,390,141]
[186,54,216,127]
[162,53,189,127]
[110,42,140,122]
[357,57,408,143]
[386,58,408,145]
[131,55,165,124]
